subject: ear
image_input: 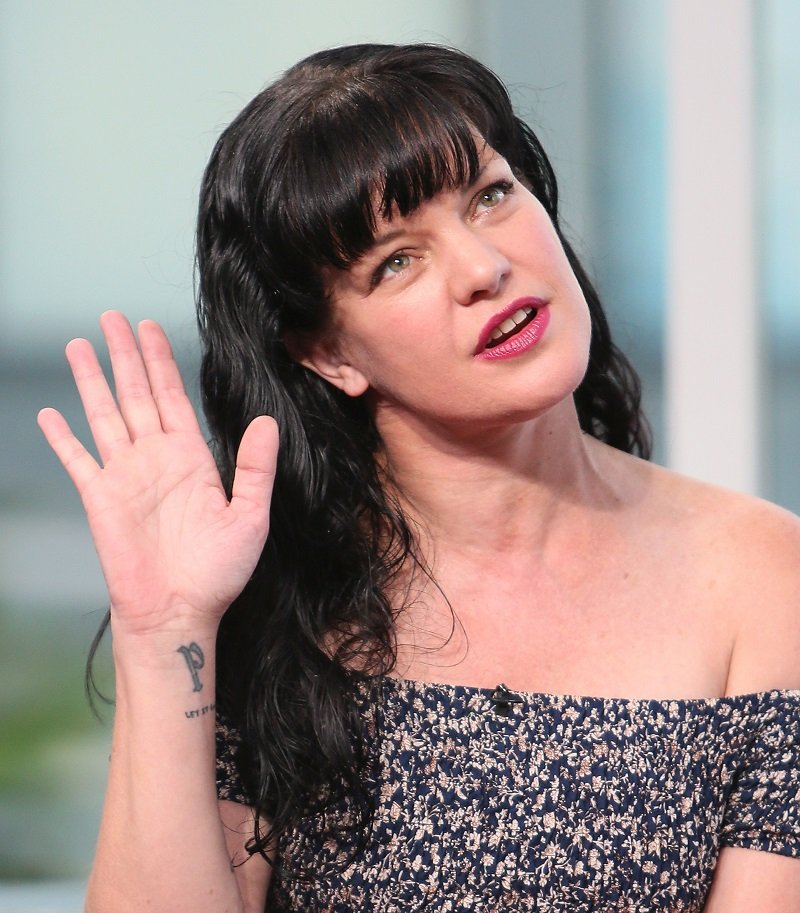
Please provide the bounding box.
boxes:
[284,332,370,398]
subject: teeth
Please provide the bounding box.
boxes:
[489,307,533,341]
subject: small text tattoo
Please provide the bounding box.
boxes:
[185,702,215,720]
[176,642,205,692]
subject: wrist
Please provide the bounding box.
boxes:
[109,600,221,644]
[109,617,218,680]
[110,629,220,730]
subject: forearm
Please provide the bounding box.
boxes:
[86,622,244,913]
[36,314,278,911]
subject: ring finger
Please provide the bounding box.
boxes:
[66,336,133,464]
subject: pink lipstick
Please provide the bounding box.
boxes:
[474,298,550,360]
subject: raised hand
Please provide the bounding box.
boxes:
[38,311,277,639]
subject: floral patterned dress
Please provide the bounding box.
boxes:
[216,678,800,912]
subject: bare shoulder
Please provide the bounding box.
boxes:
[650,461,800,589]
[621,454,800,693]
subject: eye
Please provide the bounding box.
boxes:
[475,180,514,212]
[371,252,412,285]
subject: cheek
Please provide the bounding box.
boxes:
[345,303,452,371]
[520,223,573,277]
[358,341,440,393]
[346,322,460,410]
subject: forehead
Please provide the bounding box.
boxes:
[293,115,503,286]
[368,143,502,240]
[321,146,510,301]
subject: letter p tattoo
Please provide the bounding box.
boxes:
[176,642,205,692]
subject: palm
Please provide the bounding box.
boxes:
[81,428,265,629]
[38,313,277,636]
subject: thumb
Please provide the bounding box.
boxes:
[229,415,279,521]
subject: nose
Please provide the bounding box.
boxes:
[446,228,510,305]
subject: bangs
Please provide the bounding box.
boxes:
[265,81,490,275]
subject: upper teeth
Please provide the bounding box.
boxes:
[489,307,534,342]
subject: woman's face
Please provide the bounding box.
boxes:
[306,145,592,436]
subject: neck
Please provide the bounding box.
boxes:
[375,398,620,558]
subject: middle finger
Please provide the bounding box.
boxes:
[100,311,163,440]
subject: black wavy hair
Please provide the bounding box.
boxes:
[194,43,650,869]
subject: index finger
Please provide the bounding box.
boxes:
[137,319,203,435]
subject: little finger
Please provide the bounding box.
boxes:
[37,407,102,494]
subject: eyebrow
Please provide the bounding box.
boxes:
[368,225,407,251]
[367,159,495,252]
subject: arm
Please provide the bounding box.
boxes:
[219,801,272,912]
[705,500,800,910]
[88,630,259,912]
[704,847,800,912]
[38,312,277,912]
[88,629,274,912]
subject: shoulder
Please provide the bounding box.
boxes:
[718,489,800,694]
[619,453,800,694]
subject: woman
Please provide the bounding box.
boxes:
[38,44,799,912]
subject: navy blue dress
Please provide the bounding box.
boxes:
[217,679,800,911]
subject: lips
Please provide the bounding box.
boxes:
[486,306,538,347]
[474,297,548,355]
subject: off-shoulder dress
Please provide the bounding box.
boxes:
[216,678,800,912]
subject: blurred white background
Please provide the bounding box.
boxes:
[0,1,797,908]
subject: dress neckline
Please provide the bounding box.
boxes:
[382,674,800,707]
